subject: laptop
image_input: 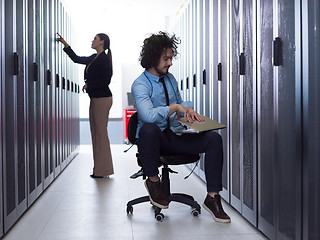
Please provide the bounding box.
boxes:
[176,115,226,133]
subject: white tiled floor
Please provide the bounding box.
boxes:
[2,145,267,240]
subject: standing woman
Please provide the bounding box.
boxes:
[57,33,114,178]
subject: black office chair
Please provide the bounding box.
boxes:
[126,112,201,221]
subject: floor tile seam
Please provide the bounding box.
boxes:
[33,193,66,240]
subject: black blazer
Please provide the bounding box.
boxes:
[64,46,112,98]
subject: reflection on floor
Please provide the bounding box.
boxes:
[2,145,267,240]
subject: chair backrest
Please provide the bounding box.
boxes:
[127,112,138,144]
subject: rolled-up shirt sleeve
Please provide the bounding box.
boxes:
[131,81,169,124]
[181,100,193,109]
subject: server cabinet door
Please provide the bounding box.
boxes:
[182,11,187,101]
[177,17,183,98]
[0,0,4,236]
[195,0,207,180]
[27,0,41,205]
[66,14,71,159]
[230,0,257,225]
[276,0,302,239]
[35,0,44,196]
[54,0,62,176]
[302,2,320,239]
[60,5,67,169]
[43,0,50,189]
[186,4,191,101]
[218,0,230,202]
[258,0,302,239]
[191,0,197,111]
[49,0,55,170]
[230,0,241,212]
[67,15,72,157]
[209,0,218,121]
[257,0,276,238]
[48,0,56,182]
[42,0,54,189]
[202,0,209,117]
[241,0,257,226]
[4,0,19,231]
[16,0,28,217]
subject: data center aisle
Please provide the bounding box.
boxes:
[1,145,266,240]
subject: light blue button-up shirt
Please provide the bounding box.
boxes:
[131,70,193,137]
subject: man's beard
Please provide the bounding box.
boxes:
[155,66,169,76]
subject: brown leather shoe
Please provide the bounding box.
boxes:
[203,194,231,223]
[144,178,169,209]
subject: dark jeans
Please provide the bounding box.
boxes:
[137,123,223,192]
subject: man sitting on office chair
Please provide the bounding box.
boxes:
[131,31,230,223]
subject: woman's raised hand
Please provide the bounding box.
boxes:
[56,33,69,48]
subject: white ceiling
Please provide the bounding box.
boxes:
[59,0,187,63]
[61,0,186,23]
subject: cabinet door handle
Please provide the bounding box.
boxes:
[47,70,51,85]
[62,77,66,89]
[239,53,245,75]
[273,37,283,66]
[180,79,183,90]
[56,74,60,88]
[34,63,39,81]
[13,52,19,75]
[203,69,206,85]
[186,77,189,89]
[193,74,196,87]
[217,63,222,81]
[67,79,70,91]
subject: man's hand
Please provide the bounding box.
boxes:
[170,104,203,123]
[184,107,204,123]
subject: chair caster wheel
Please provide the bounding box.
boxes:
[155,213,164,222]
[191,209,200,217]
[127,205,133,214]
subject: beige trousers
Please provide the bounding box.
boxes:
[89,97,114,176]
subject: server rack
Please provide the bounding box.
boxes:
[257,0,302,238]
[173,0,319,239]
[301,1,320,240]
[1,0,79,235]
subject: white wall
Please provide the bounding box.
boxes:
[61,0,184,118]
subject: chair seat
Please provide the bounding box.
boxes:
[136,152,200,166]
[160,154,200,165]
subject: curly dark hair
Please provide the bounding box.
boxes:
[139,31,180,69]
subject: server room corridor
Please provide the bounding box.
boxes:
[1,145,266,240]
[1,0,320,239]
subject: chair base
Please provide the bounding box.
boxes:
[127,163,201,221]
[126,192,201,221]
